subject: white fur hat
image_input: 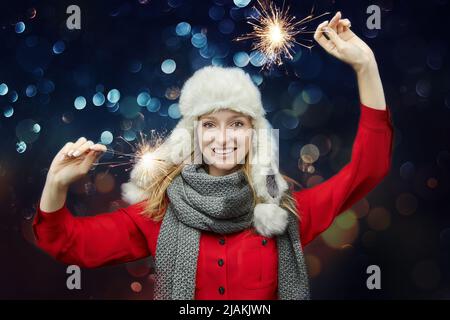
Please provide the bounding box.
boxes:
[121,65,290,237]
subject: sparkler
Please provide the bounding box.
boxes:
[92,130,168,179]
[234,0,330,68]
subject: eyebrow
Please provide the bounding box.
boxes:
[200,114,248,121]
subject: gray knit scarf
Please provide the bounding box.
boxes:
[154,163,310,300]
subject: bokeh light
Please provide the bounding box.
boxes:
[137,92,151,107]
[123,129,137,141]
[233,51,250,67]
[74,96,87,110]
[161,59,176,74]
[200,44,216,59]
[218,19,235,34]
[3,106,14,118]
[168,103,181,119]
[107,89,121,104]
[128,60,142,73]
[209,6,225,21]
[119,96,141,119]
[15,21,26,34]
[146,98,161,112]
[302,85,323,104]
[16,141,27,153]
[233,0,251,8]
[108,102,119,113]
[130,281,142,293]
[321,210,359,249]
[251,74,263,86]
[306,174,324,188]
[93,92,105,106]
[37,79,55,94]
[94,172,115,194]
[400,161,415,180]
[310,134,332,156]
[366,207,391,231]
[27,7,37,19]
[165,87,180,100]
[32,124,41,133]
[126,259,152,278]
[176,22,191,36]
[0,83,8,95]
[191,33,207,48]
[305,254,321,278]
[52,41,66,54]
[9,90,18,103]
[100,131,113,145]
[25,84,37,97]
[300,144,320,164]
[62,112,74,124]
[249,50,267,67]
[272,109,299,130]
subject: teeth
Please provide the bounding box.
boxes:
[213,148,236,155]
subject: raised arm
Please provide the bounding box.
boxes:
[295,103,393,246]
[295,12,394,246]
[34,137,160,268]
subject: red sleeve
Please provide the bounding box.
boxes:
[32,200,162,268]
[294,103,394,246]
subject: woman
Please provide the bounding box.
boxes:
[33,12,393,300]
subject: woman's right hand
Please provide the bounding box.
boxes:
[46,137,107,189]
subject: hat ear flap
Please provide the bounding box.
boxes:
[162,117,195,165]
[250,117,290,237]
[251,117,288,204]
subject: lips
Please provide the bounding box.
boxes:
[212,147,237,155]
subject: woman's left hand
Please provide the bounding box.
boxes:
[314,11,376,72]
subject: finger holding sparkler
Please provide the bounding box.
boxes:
[313,11,375,71]
[338,19,351,35]
[47,138,107,189]
[314,11,341,45]
[315,20,330,42]
[325,12,352,41]
[64,139,107,159]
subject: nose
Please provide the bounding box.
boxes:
[215,126,233,147]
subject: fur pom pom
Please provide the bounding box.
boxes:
[253,203,289,237]
[121,181,148,204]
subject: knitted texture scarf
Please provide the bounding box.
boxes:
[154,164,310,300]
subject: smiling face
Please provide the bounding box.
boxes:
[196,109,253,176]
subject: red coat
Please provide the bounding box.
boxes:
[32,103,393,300]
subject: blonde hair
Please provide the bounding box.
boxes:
[141,149,302,223]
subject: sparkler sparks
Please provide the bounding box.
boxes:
[234,0,330,68]
[93,130,168,178]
